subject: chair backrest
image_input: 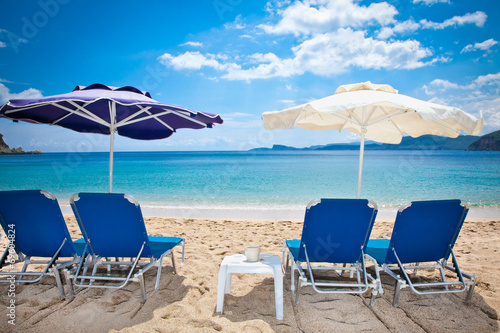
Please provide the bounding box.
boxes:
[384,199,468,265]
[70,193,152,258]
[297,199,378,263]
[0,190,76,258]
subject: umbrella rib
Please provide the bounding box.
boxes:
[67,100,111,125]
[367,107,407,137]
[337,110,361,126]
[433,119,460,134]
[3,103,45,115]
[53,101,111,127]
[114,106,152,127]
[366,107,407,127]
[168,109,208,126]
[117,109,175,130]
[143,109,175,131]
[122,108,207,128]
[346,109,363,125]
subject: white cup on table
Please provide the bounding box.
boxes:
[245,246,260,262]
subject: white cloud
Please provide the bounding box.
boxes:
[461,38,498,53]
[380,11,487,39]
[160,29,437,81]
[413,0,450,5]
[290,29,432,73]
[423,79,460,94]
[0,83,43,104]
[181,41,203,47]
[224,15,246,30]
[424,72,500,95]
[377,19,421,39]
[157,51,240,72]
[420,11,487,30]
[0,41,6,48]
[469,97,500,130]
[258,0,397,36]
[474,72,500,86]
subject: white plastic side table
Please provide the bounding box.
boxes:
[216,254,283,320]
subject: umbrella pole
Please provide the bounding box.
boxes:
[109,130,114,193]
[356,126,366,199]
[108,101,116,193]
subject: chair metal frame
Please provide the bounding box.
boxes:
[0,190,80,299]
[282,199,380,306]
[366,200,477,307]
[68,192,185,303]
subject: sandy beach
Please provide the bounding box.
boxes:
[0,214,499,332]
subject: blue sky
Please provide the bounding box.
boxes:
[0,0,498,152]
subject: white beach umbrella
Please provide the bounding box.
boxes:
[262,81,483,198]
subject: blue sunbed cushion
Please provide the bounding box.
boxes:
[286,239,301,260]
[73,238,87,257]
[365,238,390,264]
[148,236,183,259]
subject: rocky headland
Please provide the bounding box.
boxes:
[0,134,41,155]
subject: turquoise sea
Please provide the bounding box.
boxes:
[0,150,498,219]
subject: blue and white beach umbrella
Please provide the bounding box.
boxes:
[0,83,223,192]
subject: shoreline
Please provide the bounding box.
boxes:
[60,204,500,220]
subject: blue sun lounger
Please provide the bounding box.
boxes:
[69,192,185,303]
[283,199,379,305]
[365,199,476,307]
[0,190,81,299]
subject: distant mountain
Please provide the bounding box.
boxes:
[251,134,482,151]
[466,130,500,151]
[251,144,301,151]
[0,134,41,155]
[372,135,478,150]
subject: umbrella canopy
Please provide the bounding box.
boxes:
[262,81,483,198]
[0,83,223,192]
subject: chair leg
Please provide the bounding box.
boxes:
[393,280,403,307]
[106,258,112,276]
[180,238,186,265]
[155,255,165,290]
[412,262,419,277]
[438,264,449,291]
[52,268,66,299]
[281,240,286,270]
[369,290,377,307]
[465,282,476,303]
[90,260,100,286]
[294,274,302,305]
[139,273,147,303]
[170,252,176,275]
[63,269,75,300]
[368,257,384,296]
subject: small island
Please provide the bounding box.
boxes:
[0,134,41,155]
